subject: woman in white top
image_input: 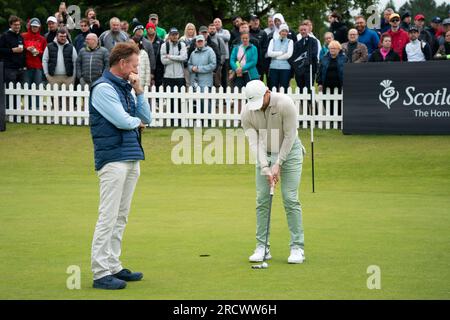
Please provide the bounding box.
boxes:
[267,24,294,91]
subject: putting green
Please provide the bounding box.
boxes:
[0,124,449,299]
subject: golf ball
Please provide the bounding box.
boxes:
[262,262,268,268]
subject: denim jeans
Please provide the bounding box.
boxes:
[23,69,43,87]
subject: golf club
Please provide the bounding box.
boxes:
[252,183,274,270]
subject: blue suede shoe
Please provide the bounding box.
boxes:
[93,275,127,290]
[112,269,143,282]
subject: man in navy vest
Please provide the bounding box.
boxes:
[89,42,151,290]
[42,28,77,87]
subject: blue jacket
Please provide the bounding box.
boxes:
[317,51,347,86]
[73,32,88,53]
[89,71,145,171]
[269,38,292,70]
[230,44,259,80]
[188,46,216,88]
[319,45,329,60]
[358,28,380,55]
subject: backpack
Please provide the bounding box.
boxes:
[165,41,182,55]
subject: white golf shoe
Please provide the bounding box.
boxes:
[288,247,305,264]
[249,246,272,262]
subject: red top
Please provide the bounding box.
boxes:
[21,23,47,70]
[382,29,410,61]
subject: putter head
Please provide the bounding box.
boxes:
[251,262,268,269]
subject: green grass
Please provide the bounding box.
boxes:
[0,124,449,300]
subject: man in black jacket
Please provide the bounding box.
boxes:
[45,16,59,44]
[229,16,243,53]
[131,20,156,76]
[400,11,411,32]
[86,8,105,38]
[145,22,164,88]
[289,23,318,91]
[414,14,436,54]
[249,15,268,80]
[328,12,348,44]
[0,15,26,85]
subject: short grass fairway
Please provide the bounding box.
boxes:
[1,124,449,300]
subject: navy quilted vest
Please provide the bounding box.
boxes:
[89,71,144,171]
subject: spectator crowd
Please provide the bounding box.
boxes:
[1,2,449,95]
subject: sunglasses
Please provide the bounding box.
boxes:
[391,19,400,22]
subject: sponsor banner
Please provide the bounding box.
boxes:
[343,61,450,134]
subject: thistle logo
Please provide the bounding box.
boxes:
[379,80,399,109]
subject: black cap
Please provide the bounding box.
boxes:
[408,26,419,32]
[249,15,259,21]
[431,16,442,24]
[401,11,411,20]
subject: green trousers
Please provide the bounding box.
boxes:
[255,138,305,249]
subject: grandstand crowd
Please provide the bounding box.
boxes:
[1,2,449,94]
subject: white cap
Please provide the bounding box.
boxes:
[245,80,268,111]
[195,35,205,42]
[279,23,289,32]
[47,16,57,24]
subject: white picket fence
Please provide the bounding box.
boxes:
[4,83,343,129]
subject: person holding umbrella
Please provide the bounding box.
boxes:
[241,80,306,264]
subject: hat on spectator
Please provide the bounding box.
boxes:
[408,26,419,32]
[389,13,400,21]
[146,22,156,30]
[431,16,442,24]
[199,26,208,33]
[401,11,411,20]
[195,35,205,42]
[47,16,57,24]
[443,18,450,26]
[279,23,289,32]
[232,16,242,22]
[245,80,268,111]
[133,24,144,34]
[414,14,425,21]
[249,15,259,21]
[169,27,179,34]
[149,13,158,20]
[30,18,41,27]
[131,18,145,34]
